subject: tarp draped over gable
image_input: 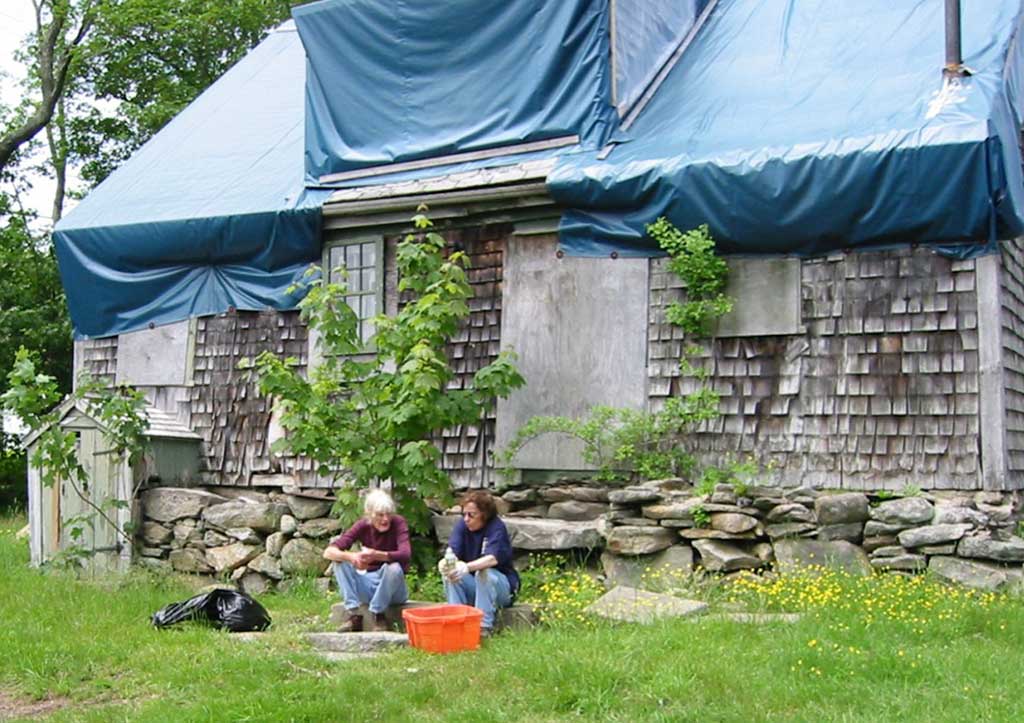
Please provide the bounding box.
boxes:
[611,0,707,116]
[53,0,1024,340]
[550,0,1024,258]
[53,23,331,340]
[293,0,620,183]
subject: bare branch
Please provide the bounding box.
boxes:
[0,1,95,174]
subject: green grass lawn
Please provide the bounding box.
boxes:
[2,513,1023,722]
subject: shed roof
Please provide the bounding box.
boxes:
[23,399,201,449]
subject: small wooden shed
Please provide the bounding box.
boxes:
[24,400,201,570]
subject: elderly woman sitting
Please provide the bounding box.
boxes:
[323,488,411,632]
[441,490,520,637]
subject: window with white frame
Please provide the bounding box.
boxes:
[324,237,383,346]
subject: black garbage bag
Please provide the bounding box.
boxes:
[151,589,271,632]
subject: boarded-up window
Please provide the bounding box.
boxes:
[116,319,195,386]
[496,235,649,470]
[716,257,802,337]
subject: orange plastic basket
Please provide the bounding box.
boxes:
[402,604,483,653]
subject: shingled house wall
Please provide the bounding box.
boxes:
[188,310,308,485]
[649,247,992,491]
[73,225,509,489]
[999,239,1024,475]
[79,234,1024,492]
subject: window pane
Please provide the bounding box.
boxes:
[361,318,375,344]
[345,244,360,269]
[329,247,345,280]
[361,267,376,292]
[362,293,377,318]
[348,268,364,293]
[362,241,376,267]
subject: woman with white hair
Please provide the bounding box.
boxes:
[323,488,411,632]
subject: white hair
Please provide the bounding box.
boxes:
[364,488,396,516]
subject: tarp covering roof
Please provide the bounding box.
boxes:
[292,0,621,183]
[55,0,705,338]
[612,0,706,115]
[53,0,1024,338]
[550,0,1024,257]
[53,22,330,339]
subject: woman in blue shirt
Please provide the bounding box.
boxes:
[441,490,520,636]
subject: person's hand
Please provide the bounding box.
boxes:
[449,560,469,581]
[354,550,376,569]
[437,557,448,574]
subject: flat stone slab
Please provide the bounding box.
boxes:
[329,601,539,632]
[306,631,408,654]
[585,585,707,623]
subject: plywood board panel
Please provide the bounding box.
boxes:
[496,235,648,470]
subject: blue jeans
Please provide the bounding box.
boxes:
[443,568,512,630]
[334,561,409,614]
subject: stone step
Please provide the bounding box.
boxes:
[306,631,408,654]
[585,585,708,623]
[329,600,539,632]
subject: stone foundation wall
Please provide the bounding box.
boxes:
[136,487,339,595]
[135,482,1024,594]
[477,480,1024,592]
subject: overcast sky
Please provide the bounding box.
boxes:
[1,1,66,225]
[1,2,34,106]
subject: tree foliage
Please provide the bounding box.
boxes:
[0,0,95,175]
[0,199,72,401]
[254,213,525,533]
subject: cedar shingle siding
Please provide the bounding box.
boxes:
[649,247,983,490]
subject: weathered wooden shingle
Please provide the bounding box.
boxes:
[189,310,308,485]
[649,248,981,490]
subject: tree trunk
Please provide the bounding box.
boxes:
[0,1,93,176]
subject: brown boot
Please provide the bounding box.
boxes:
[369,612,390,632]
[338,613,363,633]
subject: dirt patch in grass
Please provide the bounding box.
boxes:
[0,689,74,720]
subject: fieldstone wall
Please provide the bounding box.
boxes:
[136,481,1024,594]
[438,480,1024,592]
[135,487,338,595]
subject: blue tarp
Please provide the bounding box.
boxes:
[293,0,618,184]
[54,0,1024,339]
[53,23,330,339]
[612,0,706,115]
[550,0,1024,257]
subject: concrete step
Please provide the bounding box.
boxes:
[329,600,539,632]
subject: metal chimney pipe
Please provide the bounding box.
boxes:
[944,0,966,77]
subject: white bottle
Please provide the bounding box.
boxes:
[442,546,457,576]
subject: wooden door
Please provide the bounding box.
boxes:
[58,429,122,572]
